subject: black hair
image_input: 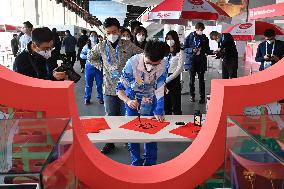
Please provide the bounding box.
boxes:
[130,20,142,32]
[13,34,18,37]
[165,30,181,56]
[121,27,131,36]
[103,17,120,29]
[209,31,220,40]
[90,31,97,36]
[264,29,276,38]
[195,22,205,30]
[144,40,169,62]
[52,28,57,33]
[23,21,33,29]
[65,30,70,34]
[82,30,87,35]
[32,27,53,45]
[121,27,133,41]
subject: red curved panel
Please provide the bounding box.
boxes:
[2,56,284,188]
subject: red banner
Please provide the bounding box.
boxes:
[249,2,284,20]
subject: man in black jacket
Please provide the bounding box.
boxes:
[13,27,66,81]
[11,34,19,57]
[255,29,284,71]
[184,23,211,104]
[77,29,89,73]
[51,28,62,61]
[210,31,238,79]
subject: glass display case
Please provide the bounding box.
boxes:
[0,118,76,189]
[225,115,284,189]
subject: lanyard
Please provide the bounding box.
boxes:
[45,62,50,80]
[266,41,275,56]
[194,37,201,48]
[105,42,119,65]
[220,34,225,46]
[166,54,172,71]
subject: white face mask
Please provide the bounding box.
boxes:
[121,36,130,41]
[107,34,119,43]
[196,31,203,35]
[166,40,175,47]
[145,63,153,72]
[267,39,275,44]
[37,50,52,59]
[136,34,145,43]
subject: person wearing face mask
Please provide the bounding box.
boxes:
[164,30,184,115]
[117,40,168,166]
[77,30,89,73]
[19,21,33,53]
[13,27,66,81]
[134,26,148,50]
[121,27,133,42]
[89,31,99,47]
[256,29,284,71]
[62,30,77,68]
[184,22,211,104]
[130,20,142,41]
[88,17,143,154]
[81,39,104,105]
[210,31,238,79]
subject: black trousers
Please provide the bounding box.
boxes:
[222,58,238,79]
[190,70,205,99]
[65,51,76,67]
[165,75,182,115]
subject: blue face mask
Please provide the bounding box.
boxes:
[91,36,97,42]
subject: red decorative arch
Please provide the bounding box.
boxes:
[1,58,284,188]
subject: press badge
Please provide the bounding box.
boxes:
[264,61,272,69]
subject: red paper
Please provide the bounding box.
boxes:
[80,118,110,133]
[169,122,201,140]
[119,117,170,134]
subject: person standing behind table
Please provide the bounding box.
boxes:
[116,40,168,166]
[133,26,148,50]
[77,30,89,73]
[88,17,143,154]
[11,34,19,57]
[255,29,284,71]
[19,21,33,53]
[62,30,77,67]
[184,22,211,104]
[81,39,104,105]
[164,30,184,115]
[210,31,238,79]
[51,28,62,62]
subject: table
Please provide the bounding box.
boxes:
[61,115,203,144]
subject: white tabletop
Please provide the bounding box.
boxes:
[61,115,204,144]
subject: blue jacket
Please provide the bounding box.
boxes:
[255,40,284,71]
[62,34,77,52]
[184,31,211,72]
[80,44,91,60]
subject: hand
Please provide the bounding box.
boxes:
[154,115,164,122]
[127,99,139,110]
[53,71,67,80]
[192,48,198,53]
[272,55,280,62]
[264,55,270,60]
[165,86,169,94]
[213,50,219,55]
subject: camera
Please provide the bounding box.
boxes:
[55,54,81,83]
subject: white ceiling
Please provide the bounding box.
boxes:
[113,0,163,7]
